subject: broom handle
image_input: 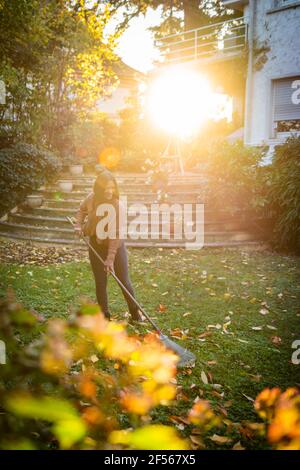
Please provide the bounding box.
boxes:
[67,216,161,333]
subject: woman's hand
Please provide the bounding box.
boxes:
[74,226,83,238]
[104,257,114,274]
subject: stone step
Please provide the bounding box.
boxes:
[60,172,205,182]
[0,220,257,244]
[0,230,260,248]
[24,207,77,217]
[10,213,251,232]
[43,196,202,209]
[51,182,205,192]
[22,205,251,221]
[38,188,204,199]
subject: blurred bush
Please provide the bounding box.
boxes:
[267,137,300,254]
[204,140,267,214]
[255,387,300,450]
[0,294,299,450]
[0,143,61,216]
[0,294,188,450]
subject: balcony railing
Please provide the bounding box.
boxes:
[156,17,247,65]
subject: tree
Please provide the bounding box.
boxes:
[105,0,235,34]
[0,0,119,155]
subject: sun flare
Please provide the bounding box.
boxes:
[147,68,231,138]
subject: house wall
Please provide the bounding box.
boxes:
[245,0,300,145]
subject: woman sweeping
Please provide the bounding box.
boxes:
[75,169,143,323]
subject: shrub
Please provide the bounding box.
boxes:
[268,137,300,254]
[204,140,266,214]
[0,295,188,450]
[0,143,61,216]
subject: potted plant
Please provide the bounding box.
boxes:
[67,153,84,176]
[58,180,73,192]
[70,161,84,176]
[26,194,43,208]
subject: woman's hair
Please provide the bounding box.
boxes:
[93,169,119,206]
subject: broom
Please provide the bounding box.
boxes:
[67,216,196,368]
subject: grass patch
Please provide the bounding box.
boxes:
[1,246,299,448]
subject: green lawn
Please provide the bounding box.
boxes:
[1,244,300,448]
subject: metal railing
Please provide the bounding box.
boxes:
[156,17,247,64]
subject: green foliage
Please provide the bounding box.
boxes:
[0,249,299,450]
[0,294,188,450]
[268,137,300,254]
[204,140,266,214]
[63,112,120,168]
[0,143,61,215]
[105,1,234,32]
[0,0,117,154]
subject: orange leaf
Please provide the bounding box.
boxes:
[157,304,167,312]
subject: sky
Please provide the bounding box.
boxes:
[108,8,163,73]
[104,6,233,124]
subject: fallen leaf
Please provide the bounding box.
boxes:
[249,374,262,382]
[189,435,204,448]
[259,308,269,316]
[157,304,167,312]
[212,384,223,390]
[210,434,232,444]
[271,336,282,345]
[201,370,209,385]
[198,332,212,339]
[207,324,222,330]
[90,355,99,363]
[183,312,192,317]
[169,328,187,339]
[169,415,190,425]
[232,441,245,450]
[242,393,254,402]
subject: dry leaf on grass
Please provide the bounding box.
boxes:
[201,370,209,385]
[259,308,269,316]
[210,434,232,444]
[232,441,245,450]
[271,336,282,345]
[242,393,254,402]
[157,303,167,312]
[189,435,204,448]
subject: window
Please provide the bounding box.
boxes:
[272,77,300,135]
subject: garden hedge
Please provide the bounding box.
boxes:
[269,136,300,254]
[0,143,61,216]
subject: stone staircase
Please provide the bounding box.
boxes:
[0,172,261,248]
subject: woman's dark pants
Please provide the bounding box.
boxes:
[88,237,139,320]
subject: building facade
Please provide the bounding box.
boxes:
[224,0,300,147]
[158,0,300,149]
